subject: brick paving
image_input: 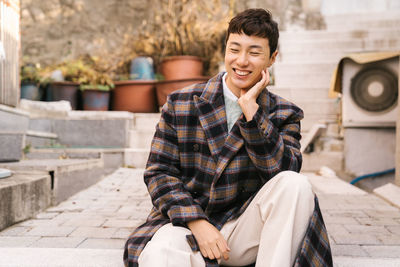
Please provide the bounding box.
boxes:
[0,168,400,266]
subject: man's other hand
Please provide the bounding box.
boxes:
[187,219,230,261]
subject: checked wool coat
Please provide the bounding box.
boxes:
[124,72,332,267]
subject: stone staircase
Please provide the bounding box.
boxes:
[271,11,400,172]
[0,103,156,231]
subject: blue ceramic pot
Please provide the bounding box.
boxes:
[21,83,40,100]
[130,57,155,80]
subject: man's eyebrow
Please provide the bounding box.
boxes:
[228,42,264,50]
[228,42,241,46]
[249,45,264,50]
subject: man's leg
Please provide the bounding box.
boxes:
[220,171,314,267]
[138,223,205,267]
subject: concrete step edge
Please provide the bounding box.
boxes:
[0,247,123,267]
[373,183,400,209]
[26,130,57,139]
[334,256,400,267]
[0,104,29,117]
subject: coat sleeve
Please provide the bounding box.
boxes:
[238,103,303,182]
[144,96,208,226]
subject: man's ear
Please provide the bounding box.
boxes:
[267,50,278,67]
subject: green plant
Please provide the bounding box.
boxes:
[20,64,41,85]
[42,57,114,91]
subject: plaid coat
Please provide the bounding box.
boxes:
[124,72,332,267]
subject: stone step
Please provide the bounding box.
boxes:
[302,151,344,173]
[0,158,105,205]
[301,114,338,133]
[373,183,400,209]
[333,256,400,267]
[124,148,150,169]
[279,29,400,42]
[274,62,337,75]
[306,170,367,196]
[0,172,51,231]
[24,148,124,175]
[268,86,331,102]
[276,50,346,63]
[325,11,400,30]
[280,38,365,53]
[0,248,123,267]
[0,132,24,162]
[0,104,29,132]
[132,113,160,130]
[274,71,332,88]
[280,38,400,57]
[0,105,30,162]
[297,99,340,117]
[129,129,155,149]
[29,111,134,148]
[0,248,399,267]
[25,130,58,148]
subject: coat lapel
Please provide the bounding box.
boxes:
[194,74,228,163]
[194,74,270,182]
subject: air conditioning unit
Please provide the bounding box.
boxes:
[342,57,399,127]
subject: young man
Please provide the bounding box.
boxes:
[124,8,332,267]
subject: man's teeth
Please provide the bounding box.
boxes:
[235,70,250,76]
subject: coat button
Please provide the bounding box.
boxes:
[193,144,199,152]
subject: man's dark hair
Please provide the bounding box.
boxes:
[226,8,279,57]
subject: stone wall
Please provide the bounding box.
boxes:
[20,0,324,68]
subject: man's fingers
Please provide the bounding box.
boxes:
[205,246,216,260]
[200,248,208,259]
[216,239,230,260]
[210,243,221,260]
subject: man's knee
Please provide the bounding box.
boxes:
[142,224,191,254]
[269,171,314,199]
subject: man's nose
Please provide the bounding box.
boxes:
[236,52,249,66]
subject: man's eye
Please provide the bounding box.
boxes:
[230,49,239,53]
[250,52,261,56]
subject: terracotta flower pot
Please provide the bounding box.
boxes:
[82,89,110,111]
[160,56,203,80]
[48,81,80,110]
[112,80,157,113]
[156,77,209,107]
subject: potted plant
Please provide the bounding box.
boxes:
[137,0,227,81]
[44,60,85,110]
[78,65,114,111]
[124,0,228,107]
[112,74,158,113]
[109,53,158,113]
[20,63,42,100]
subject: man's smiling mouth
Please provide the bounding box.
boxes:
[234,68,251,76]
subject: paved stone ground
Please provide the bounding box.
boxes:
[0,168,400,266]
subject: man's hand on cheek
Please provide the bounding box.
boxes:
[187,219,230,261]
[238,69,270,121]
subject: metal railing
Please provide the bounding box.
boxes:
[0,0,20,107]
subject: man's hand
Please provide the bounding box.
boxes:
[187,219,230,261]
[238,69,270,121]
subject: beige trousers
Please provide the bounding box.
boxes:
[138,171,314,267]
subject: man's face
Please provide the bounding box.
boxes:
[224,33,277,95]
